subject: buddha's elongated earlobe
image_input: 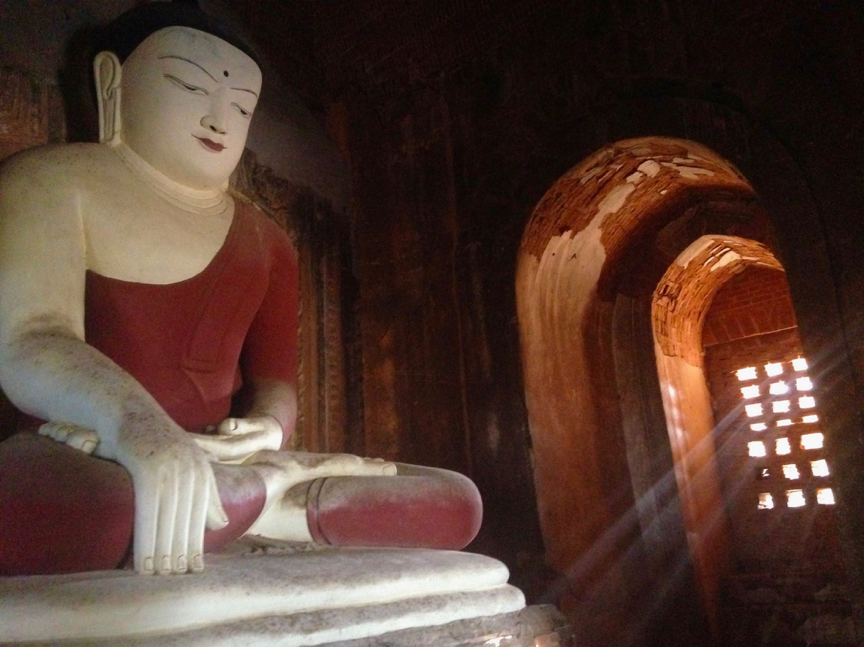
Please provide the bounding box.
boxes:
[94,51,123,145]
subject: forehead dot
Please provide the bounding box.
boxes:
[223,70,229,77]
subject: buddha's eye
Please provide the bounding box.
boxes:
[232,102,253,119]
[163,74,208,96]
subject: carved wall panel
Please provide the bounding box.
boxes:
[0,68,64,163]
[232,151,355,453]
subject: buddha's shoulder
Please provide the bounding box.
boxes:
[0,143,119,187]
[236,197,297,255]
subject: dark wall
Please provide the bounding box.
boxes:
[282,0,864,605]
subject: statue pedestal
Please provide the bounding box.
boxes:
[0,544,526,646]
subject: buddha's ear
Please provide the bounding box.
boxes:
[93,51,122,145]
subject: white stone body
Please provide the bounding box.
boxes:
[0,26,393,576]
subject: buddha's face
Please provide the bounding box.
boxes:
[119,27,262,189]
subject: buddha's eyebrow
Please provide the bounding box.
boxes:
[231,87,259,98]
[158,55,217,82]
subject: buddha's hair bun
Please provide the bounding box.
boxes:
[95,1,259,67]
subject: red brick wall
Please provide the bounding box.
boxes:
[702,267,797,348]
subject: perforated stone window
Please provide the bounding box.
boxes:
[737,358,834,509]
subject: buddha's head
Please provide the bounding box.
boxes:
[94,2,262,190]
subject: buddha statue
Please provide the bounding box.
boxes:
[0,1,481,577]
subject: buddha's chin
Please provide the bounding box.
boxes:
[185,153,240,189]
[122,140,236,192]
[158,157,234,192]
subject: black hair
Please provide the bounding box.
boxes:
[94,0,260,67]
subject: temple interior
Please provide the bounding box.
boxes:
[3,1,864,645]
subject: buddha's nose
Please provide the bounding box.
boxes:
[200,115,227,136]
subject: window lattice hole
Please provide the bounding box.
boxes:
[811,460,830,477]
[746,403,763,418]
[765,362,784,377]
[786,489,806,508]
[737,367,758,381]
[817,488,835,505]
[748,441,767,457]
[782,464,800,480]
[741,385,760,399]
[758,493,774,510]
[769,381,789,395]
[773,400,791,413]
[801,433,824,450]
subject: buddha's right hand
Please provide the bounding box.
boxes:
[110,412,230,575]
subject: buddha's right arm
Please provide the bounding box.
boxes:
[0,149,227,574]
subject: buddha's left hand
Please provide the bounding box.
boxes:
[188,416,283,462]
[38,421,100,454]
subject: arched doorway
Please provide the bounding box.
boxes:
[516,137,776,644]
[651,236,784,621]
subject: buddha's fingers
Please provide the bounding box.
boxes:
[218,416,282,451]
[187,473,208,574]
[312,453,398,478]
[189,425,281,462]
[223,430,275,459]
[188,432,231,459]
[245,450,397,481]
[217,417,241,435]
[37,422,99,455]
[132,469,161,575]
[204,465,229,531]
[218,415,281,438]
[154,466,179,575]
[172,469,195,573]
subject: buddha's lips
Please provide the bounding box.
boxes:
[195,136,225,152]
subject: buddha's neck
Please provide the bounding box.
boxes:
[112,141,230,216]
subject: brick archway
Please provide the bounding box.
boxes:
[651,235,781,619]
[515,136,761,637]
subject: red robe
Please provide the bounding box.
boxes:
[85,203,299,433]
[0,203,480,576]
[0,203,295,574]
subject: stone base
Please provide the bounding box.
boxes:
[0,547,525,646]
[328,604,575,647]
